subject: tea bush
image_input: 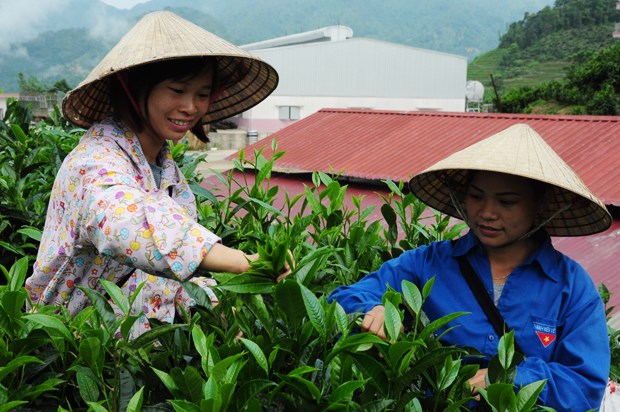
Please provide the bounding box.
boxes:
[0,100,614,411]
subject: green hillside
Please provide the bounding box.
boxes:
[468,0,618,103]
[468,49,571,92]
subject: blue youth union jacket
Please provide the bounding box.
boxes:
[328,230,609,410]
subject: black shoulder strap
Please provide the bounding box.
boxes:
[456,254,523,354]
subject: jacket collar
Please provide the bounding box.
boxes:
[452,230,559,282]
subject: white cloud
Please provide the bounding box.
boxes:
[87,10,133,46]
[100,0,149,9]
[0,0,71,54]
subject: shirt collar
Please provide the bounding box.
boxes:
[452,230,559,282]
[101,116,181,187]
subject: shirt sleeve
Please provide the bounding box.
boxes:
[75,140,220,281]
[514,282,609,409]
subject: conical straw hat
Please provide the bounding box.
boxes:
[409,123,612,237]
[62,11,278,129]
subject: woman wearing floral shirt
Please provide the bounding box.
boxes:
[26,11,283,337]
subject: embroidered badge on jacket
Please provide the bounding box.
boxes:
[533,322,557,348]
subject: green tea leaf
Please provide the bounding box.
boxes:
[401,280,422,316]
[233,379,277,411]
[299,283,326,338]
[1,290,26,322]
[216,274,275,294]
[79,337,103,377]
[0,356,43,381]
[329,379,366,403]
[167,400,201,412]
[16,226,42,242]
[516,379,547,410]
[7,257,29,291]
[76,368,100,403]
[78,286,118,334]
[125,386,144,412]
[275,279,305,329]
[151,367,179,396]
[23,313,72,341]
[383,300,402,342]
[100,279,129,315]
[240,337,269,375]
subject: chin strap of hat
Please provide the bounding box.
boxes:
[448,188,470,227]
[116,71,165,147]
[516,201,573,241]
[117,72,142,118]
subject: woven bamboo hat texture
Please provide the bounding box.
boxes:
[409,123,612,237]
[62,10,278,129]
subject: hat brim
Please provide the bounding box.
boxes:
[62,55,278,129]
[409,167,612,237]
[407,123,612,237]
[61,11,278,129]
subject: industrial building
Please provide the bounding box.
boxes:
[229,26,468,135]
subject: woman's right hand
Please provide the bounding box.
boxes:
[200,243,256,274]
[362,305,387,340]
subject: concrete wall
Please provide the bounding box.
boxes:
[0,93,20,118]
[186,129,270,151]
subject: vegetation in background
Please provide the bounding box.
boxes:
[0,99,81,270]
[0,100,586,411]
[467,0,619,113]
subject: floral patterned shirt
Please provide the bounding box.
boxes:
[26,116,220,336]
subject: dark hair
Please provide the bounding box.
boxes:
[109,57,217,143]
[462,171,549,202]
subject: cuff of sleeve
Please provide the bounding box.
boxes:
[168,223,220,281]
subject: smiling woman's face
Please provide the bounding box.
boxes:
[464,171,539,249]
[135,64,214,163]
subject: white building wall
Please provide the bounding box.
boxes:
[234,95,464,132]
[253,38,467,99]
[236,31,468,134]
[0,93,20,118]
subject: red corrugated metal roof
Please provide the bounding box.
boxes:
[204,172,620,317]
[242,109,620,207]
[222,109,620,318]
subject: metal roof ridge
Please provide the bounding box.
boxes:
[316,108,620,122]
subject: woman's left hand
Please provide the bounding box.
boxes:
[275,250,295,282]
[468,367,487,400]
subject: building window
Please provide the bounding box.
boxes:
[278,106,301,120]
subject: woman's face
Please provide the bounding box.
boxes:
[464,171,540,249]
[141,65,214,148]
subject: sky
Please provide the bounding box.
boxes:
[0,0,140,56]
[100,0,148,8]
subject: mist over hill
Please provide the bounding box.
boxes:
[0,0,554,93]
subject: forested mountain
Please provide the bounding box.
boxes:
[0,0,554,92]
[468,0,620,114]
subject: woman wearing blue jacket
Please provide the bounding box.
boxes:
[329,124,612,410]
